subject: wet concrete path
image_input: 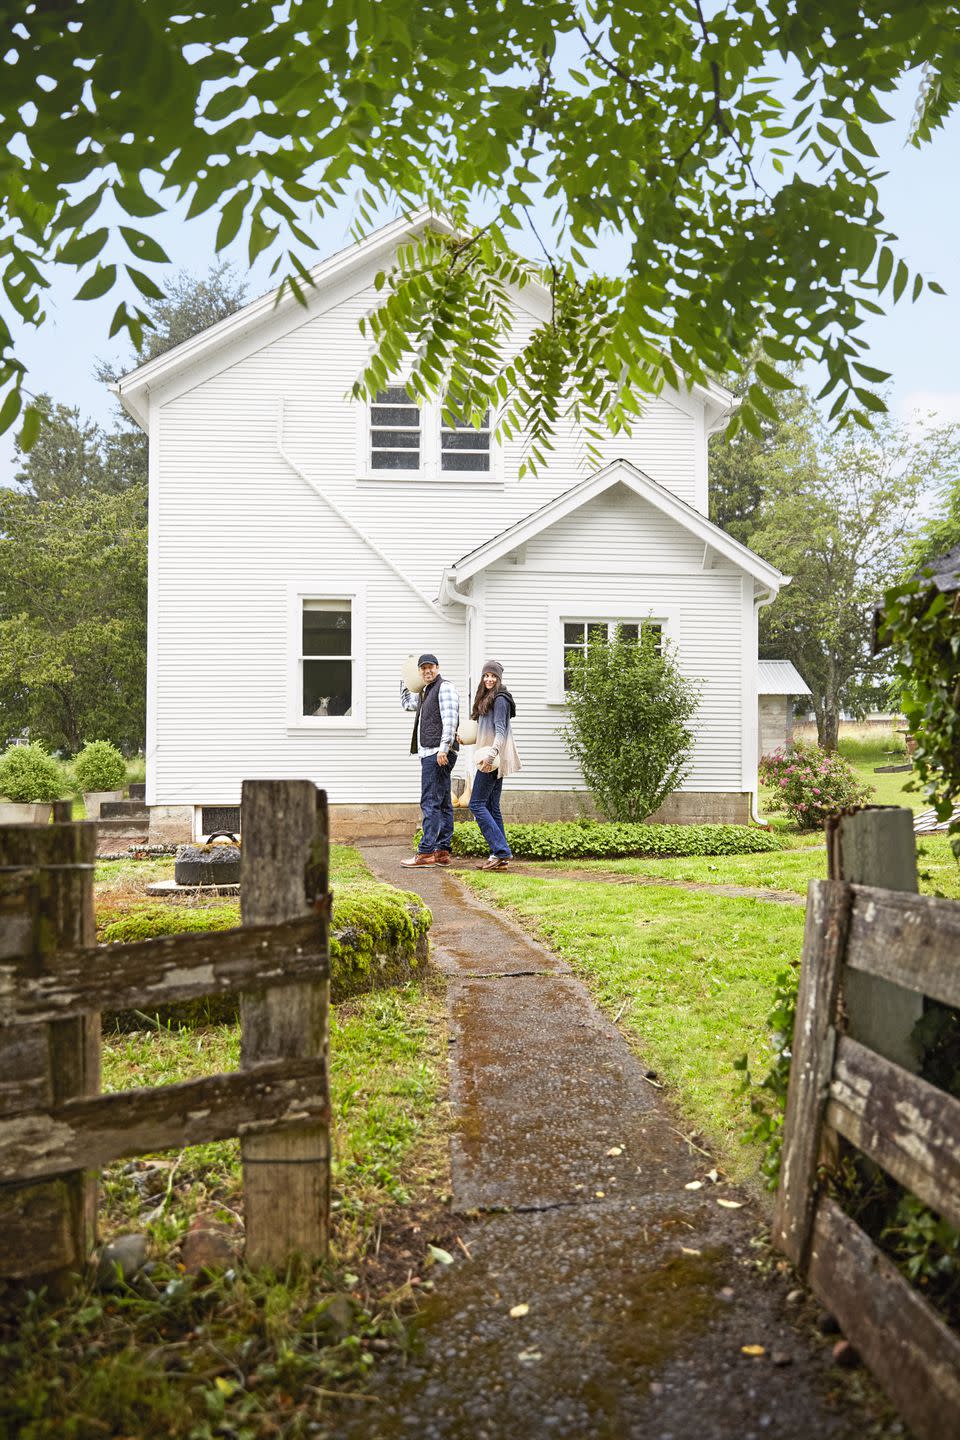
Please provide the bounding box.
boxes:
[337,844,881,1440]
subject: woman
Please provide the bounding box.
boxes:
[468,660,521,871]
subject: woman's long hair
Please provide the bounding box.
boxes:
[471,677,503,720]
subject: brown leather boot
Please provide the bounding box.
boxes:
[434,850,452,865]
[400,852,437,867]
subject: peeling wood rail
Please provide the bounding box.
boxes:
[773,879,960,1440]
[0,780,331,1283]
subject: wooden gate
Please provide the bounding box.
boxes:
[773,878,960,1440]
[0,779,331,1283]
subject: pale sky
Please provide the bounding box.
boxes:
[3,80,958,487]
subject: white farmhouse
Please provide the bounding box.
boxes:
[113,213,786,842]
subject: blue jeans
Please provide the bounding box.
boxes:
[419,753,457,853]
[469,768,512,858]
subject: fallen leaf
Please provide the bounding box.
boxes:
[684,1180,703,1190]
[680,1247,701,1256]
[707,1168,720,1183]
[741,1345,765,1357]
[595,1190,605,1198]
[427,1244,454,1266]
[606,1146,623,1157]
[717,1198,744,1209]
[509,1303,530,1319]
[518,1349,542,1363]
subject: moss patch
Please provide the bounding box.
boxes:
[98,884,432,1029]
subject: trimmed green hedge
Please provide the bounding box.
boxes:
[438,820,784,860]
[98,883,432,1028]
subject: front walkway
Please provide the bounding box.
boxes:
[336,843,883,1440]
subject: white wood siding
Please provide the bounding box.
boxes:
[149,264,734,806]
[480,491,747,794]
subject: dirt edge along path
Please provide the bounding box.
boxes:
[330,841,892,1440]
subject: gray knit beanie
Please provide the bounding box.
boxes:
[481,659,504,679]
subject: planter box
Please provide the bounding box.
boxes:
[83,789,124,820]
[0,802,53,824]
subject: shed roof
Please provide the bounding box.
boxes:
[758,660,811,695]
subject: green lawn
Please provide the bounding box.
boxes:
[533,833,959,900]
[462,870,803,1182]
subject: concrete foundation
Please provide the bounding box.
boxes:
[148,791,753,846]
[148,805,194,846]
[328,789,752,840]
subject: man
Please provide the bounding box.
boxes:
[400,653,460,867]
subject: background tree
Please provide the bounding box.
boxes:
[747,408,954,749]
[1,2,956,460]
[0,268,246,751]
[708,352,810,545]
[0,484,148,753]
[562,628,698,822]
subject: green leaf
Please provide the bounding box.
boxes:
[19,405,41,451]
[119,228,170,264]
[57,227,109,266]
[0,387,23,434]
[114,180,164,218]
[215,191,249,251]
[876,246,893,293]
[74,265,117,300]
[892,259,909,303]
[125,265,165,301]
[852,388,887,413]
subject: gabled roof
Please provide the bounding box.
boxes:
[758,659,811,695]
[112,209,735,429]
[112,208,454,428]
[445,459,785,591]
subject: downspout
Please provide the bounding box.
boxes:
[276,401,459,625]
[440,570,482,690]
[750,582,783,824]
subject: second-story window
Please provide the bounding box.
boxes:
[371,386,420,470]
[441,407,490,473]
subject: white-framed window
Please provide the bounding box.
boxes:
[547,608,668,703]
[441,406,491,474]
[287,584,367,730]
[370,384,421,471]
[358,384,501,483]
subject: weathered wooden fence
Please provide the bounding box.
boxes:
[773,877,960,1440]
[0,779,330,1284]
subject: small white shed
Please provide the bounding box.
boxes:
[758,660,811,760]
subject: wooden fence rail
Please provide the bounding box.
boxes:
[0,779,330,1284]
[773,878,960,1440]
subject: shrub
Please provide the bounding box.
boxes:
[73,740,127,793]
[0,742,63,803]
[562,627,698,822]
[433,820,782,860]
[759,739,871,828]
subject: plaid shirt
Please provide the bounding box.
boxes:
[401,680,460,757]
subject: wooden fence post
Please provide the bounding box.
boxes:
[0,821,99,1286]
[829,806,921,1072]
[240,781,330,1267]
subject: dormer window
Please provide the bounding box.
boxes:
[441,408,491,473]
[371,386,420,470]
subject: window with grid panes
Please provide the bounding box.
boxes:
[562,620,663,689]
[371,386,420,470]
[301,600,353,716]
[441,406,490,472]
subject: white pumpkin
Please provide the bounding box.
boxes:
[401,655,426,693]
[457,717,479,745]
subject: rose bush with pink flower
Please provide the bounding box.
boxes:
[759,739,871,828]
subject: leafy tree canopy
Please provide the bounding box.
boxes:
[738,400,957,748]
[0,483,148,753]
[1,1,956,465]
